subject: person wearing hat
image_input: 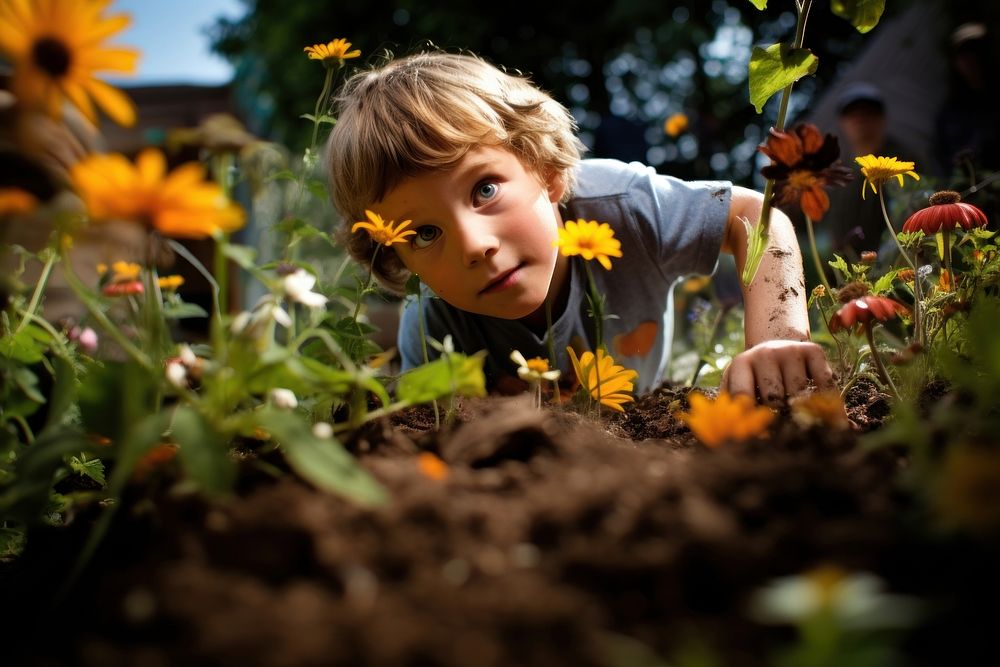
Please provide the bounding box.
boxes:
[934,22,1000,195]
[807,81,925,276]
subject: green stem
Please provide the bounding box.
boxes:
[878,191,923,346]
[310,66,336,152]
[805,214,832,294]
[545,295,557,370]
[415,279,440,429]
[14,250,56,334]
[168,239,225,354]
[941,229,953,293]
[741,2,811,286]
[583,261,604,418]
[865,323,897,397]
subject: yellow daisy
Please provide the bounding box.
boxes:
[351,210,416,246]
[70,148,245,238]
[0,0,139,126]
[566,347,638,412]
[554,219,623,270]
[677,391,775,447]
[855,155,920,199]
[158,274,185,291]
[303,38,361,67]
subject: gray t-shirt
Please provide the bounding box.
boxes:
[398,158,732,394]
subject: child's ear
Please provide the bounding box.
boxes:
[545,170,567,203]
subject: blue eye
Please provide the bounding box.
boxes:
[412,225,441,249]
[474,181,499,205]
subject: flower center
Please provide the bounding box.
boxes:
[31,36,72,77]
[928,190,962,205]
[526,358,550,373]
[787,170,818,189]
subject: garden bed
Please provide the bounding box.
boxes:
[7,382,996,667]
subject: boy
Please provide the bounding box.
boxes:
[326,52,833,406]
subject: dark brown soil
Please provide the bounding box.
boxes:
[4,383,996,667]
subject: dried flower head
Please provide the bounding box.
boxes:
[902,190,988,235]
[759,123,852,220]
[835,281,870,304]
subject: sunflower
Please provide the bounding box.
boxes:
[554,219,623,270]
[855,155,920,199]
[351,210,416,246]
[0,0,139,126]
[70,148,245,238]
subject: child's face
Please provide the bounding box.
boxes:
[377,146,568,321]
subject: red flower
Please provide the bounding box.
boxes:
[828,295,909,334]
[102,280,145,296]
[902,190,988,234]
[759,123,853,221]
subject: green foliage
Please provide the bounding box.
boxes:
[749,44,818,113]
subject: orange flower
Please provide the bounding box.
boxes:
[789,391,850,430]
[70,148,245,238]
[417,452,449,481]
[303,38,361,67]
[663,112,689,137]
[677,391,775,447]
[0,187,38,215]
[351,210,416,246]
[759,123,852,221]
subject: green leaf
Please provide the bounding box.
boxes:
[828,254,851,280]
[0,426,90,523]
[69,455,106,487]
[307,179,329,201]
[0,326,48,363]
[222,243,259,270]
[267,169,298,182]
[299,113,337,125]
[872,269,900,295]
[396,352,487,404]
[404,274,422,296]
[830,0,885,34]
[747,0,767,9]
[254,407,386,506]
[748,43,818,113]
[162,302,210,320]
[170,406,235,496]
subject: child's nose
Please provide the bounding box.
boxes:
[456,218,500,267]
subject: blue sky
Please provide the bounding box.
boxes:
[112,0,245,85]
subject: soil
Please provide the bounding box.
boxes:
[4,382,998,667]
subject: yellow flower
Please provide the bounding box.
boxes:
[663,112,689,137]
[70,148,245,238]
[351,210,416,246]
[789,391,850,430]
[158,274,185,291]
[0,187,38,215]
[107,260,140,282]
[855,155,920,199]
[303,38,361,66]
[554,219,623,270]
[0,0,139,126]
[566,347,637,412]
[677,391,775,447]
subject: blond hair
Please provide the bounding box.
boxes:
[326,51,584,293]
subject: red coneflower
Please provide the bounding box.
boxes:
[759,123,853,221]
[829,295,909,395]
[902,190,988,235]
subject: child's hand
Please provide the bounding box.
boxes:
[721,340,835,407]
